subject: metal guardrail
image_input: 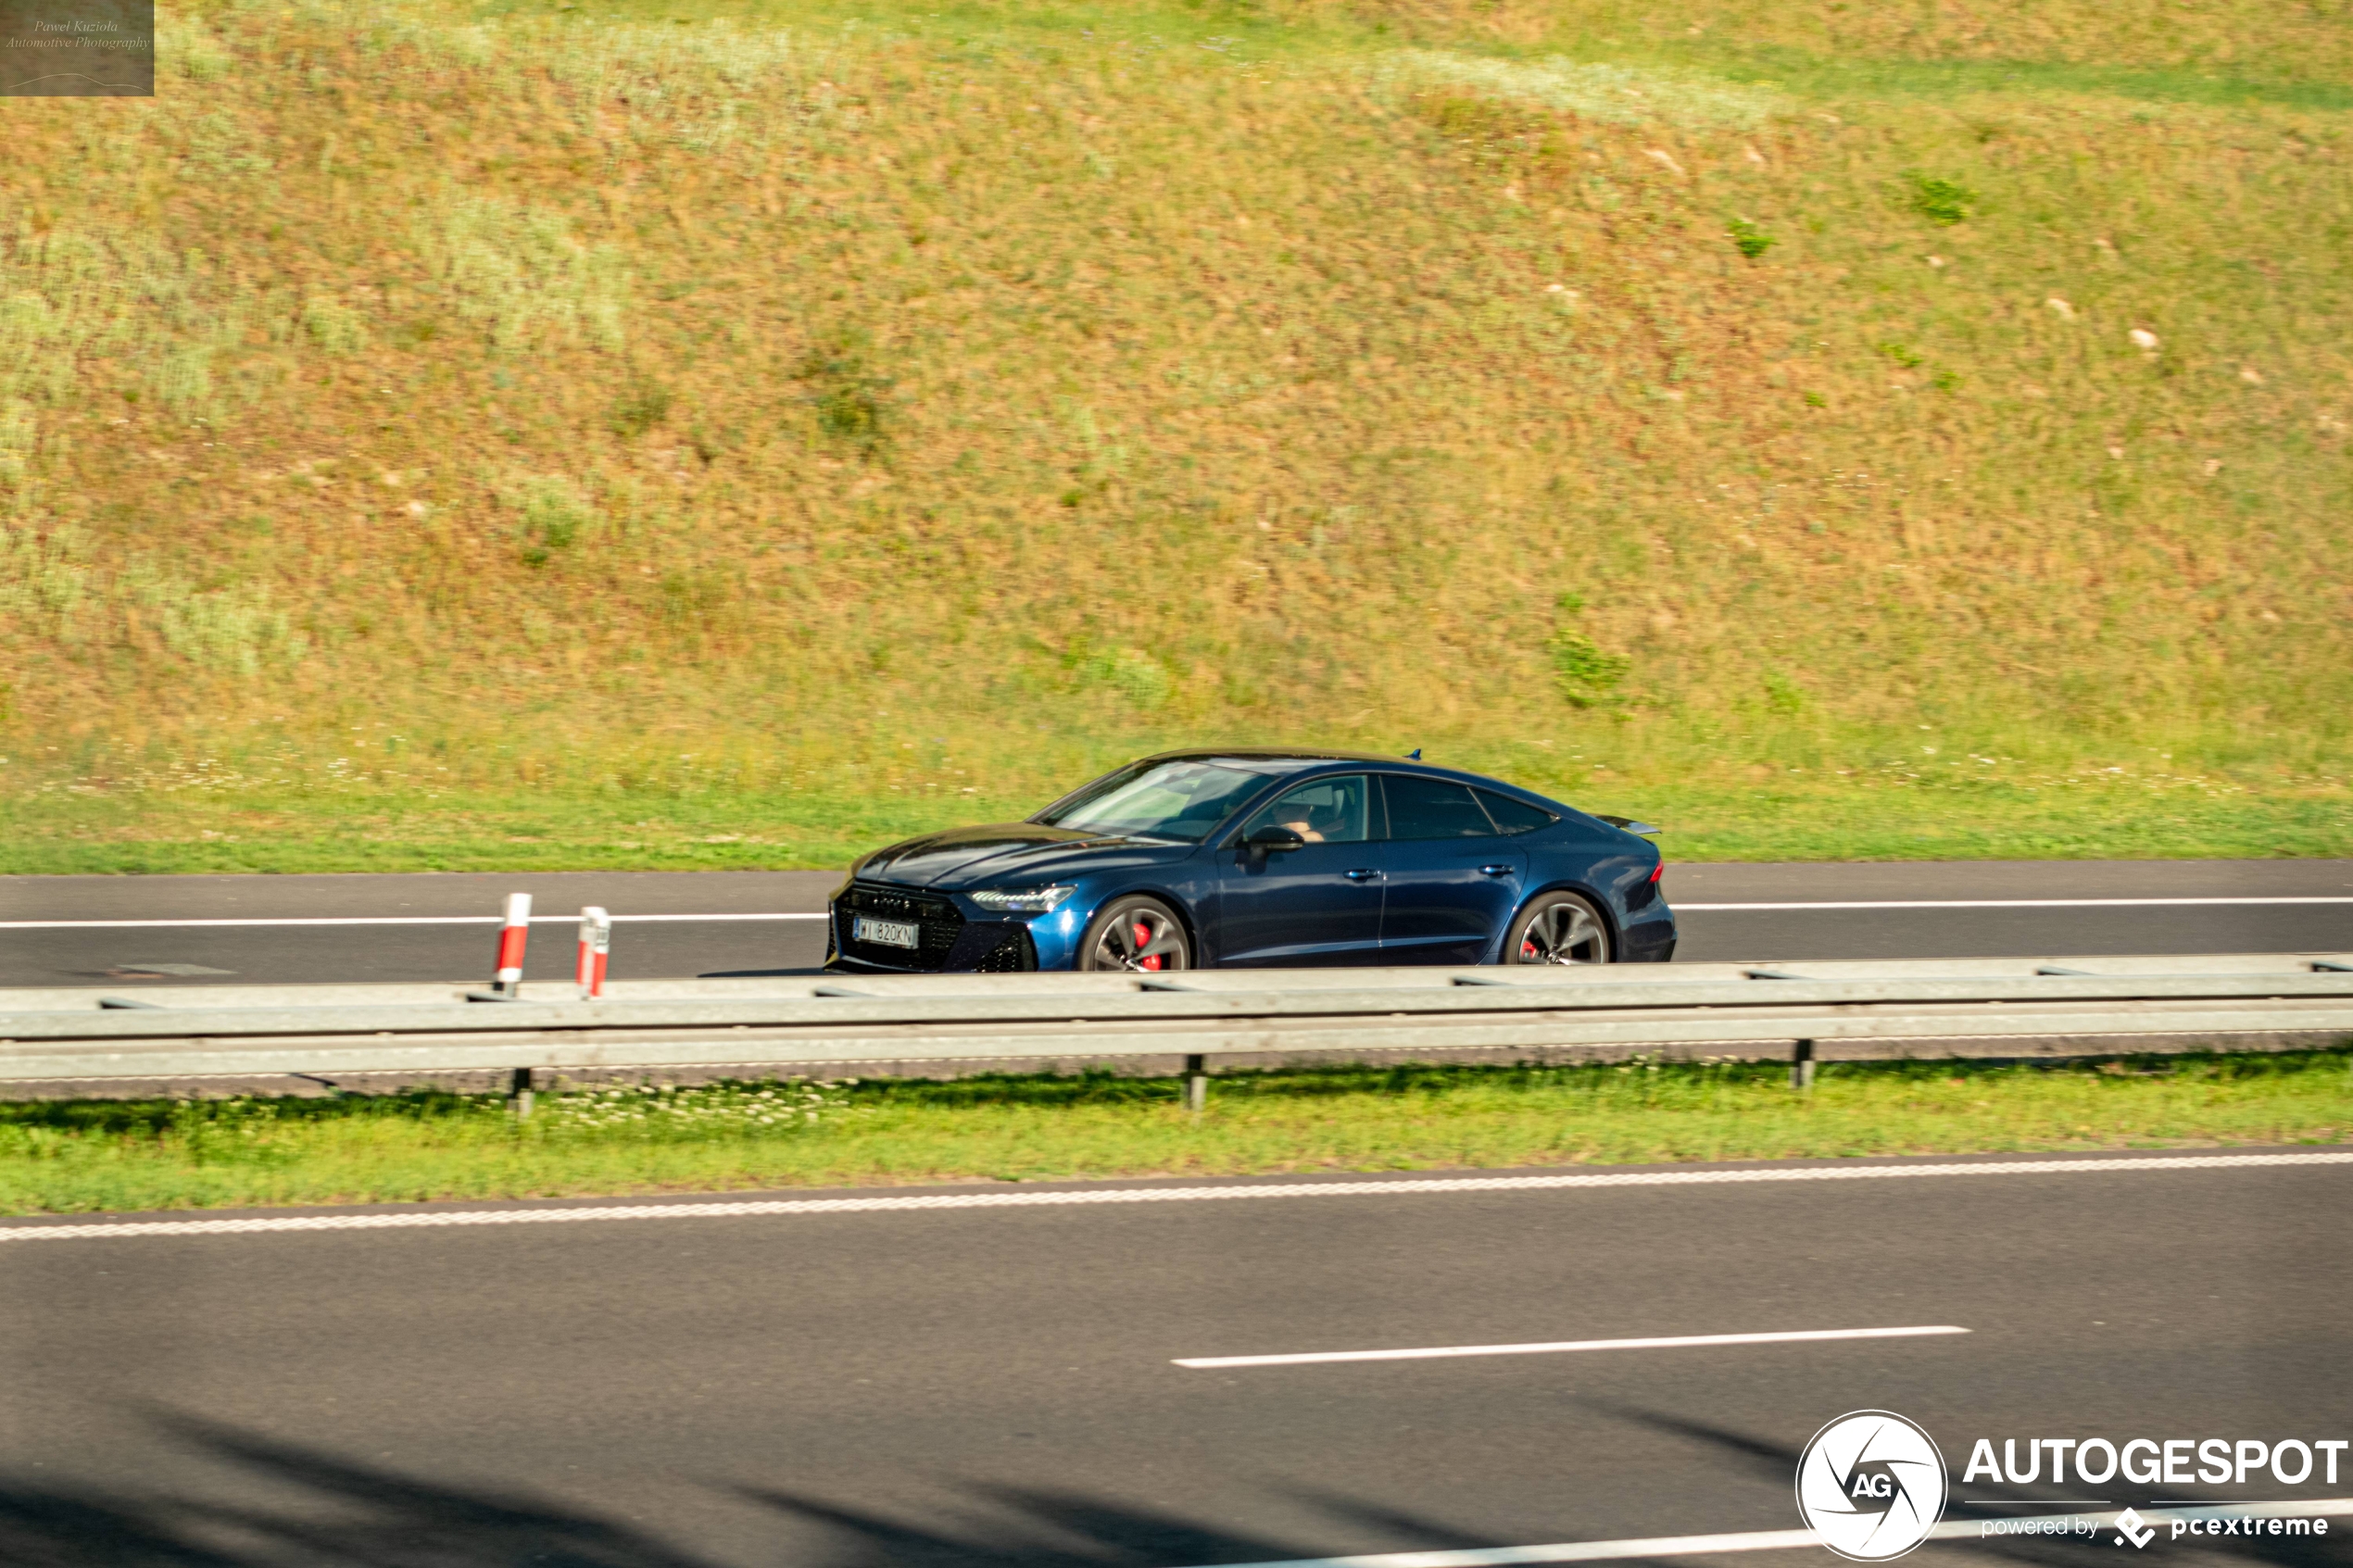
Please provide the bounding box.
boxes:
[1,955,2347,1089]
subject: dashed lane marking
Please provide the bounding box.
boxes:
[1172,1323,1969,1369]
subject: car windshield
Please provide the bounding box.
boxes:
[1035,760,1271,843]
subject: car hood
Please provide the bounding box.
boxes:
[853,822,1189,890]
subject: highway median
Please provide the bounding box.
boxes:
[2,1048,2345,1216]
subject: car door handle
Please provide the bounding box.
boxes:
[1344,869,1383,882]
[1478,863,1514,876]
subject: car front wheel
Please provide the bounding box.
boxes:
[1077,896,1191,972]
[1504,890,1611,964]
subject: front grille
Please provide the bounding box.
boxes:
[836,883,963,970]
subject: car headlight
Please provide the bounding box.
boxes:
[969,884,1077,914]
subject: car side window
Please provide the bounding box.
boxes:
[1474,789,1556,835]
[1378,774,1497,840]
[1238,774,1371,845]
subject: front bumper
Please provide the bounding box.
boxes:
[828,883,1039,972]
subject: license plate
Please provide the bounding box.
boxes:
[853,916,920,949]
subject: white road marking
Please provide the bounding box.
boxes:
[1676,897,2353,910]
[0,913,828,930]
[1158,1500,2353,1568]
[8,897,2347,930]
[1172,1323,1968,1370]
[1,1150,2345,1244]
[1171,1525,1830,1568]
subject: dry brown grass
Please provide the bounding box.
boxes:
[1,0,2347,861]
[1312,0,2353,84]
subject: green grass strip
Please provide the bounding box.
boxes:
[4,1050,2346,1216]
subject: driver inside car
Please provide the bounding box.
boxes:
[1278,798,1345,843]
[1255,775,1369,846]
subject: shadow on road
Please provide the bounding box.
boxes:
[0,1412,1489,1567]
[697,969,829,979]
[0,1412,719,1568]
[3,1405,2339,1568]
[735,1474,1553,1566]
[0,1412,1345,1567]
[735,1482,1322,1566]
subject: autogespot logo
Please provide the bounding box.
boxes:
[1796,1411,1951,1562]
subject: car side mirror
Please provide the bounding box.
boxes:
[1244,825,1306,852]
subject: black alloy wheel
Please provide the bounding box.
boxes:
[1077,896,1191,972]
[1504,890,1612,965]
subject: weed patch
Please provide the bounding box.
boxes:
[1902,170,1978,225]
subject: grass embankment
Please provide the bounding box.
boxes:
[3,0,2348,870]
[3,1052,2346,1214]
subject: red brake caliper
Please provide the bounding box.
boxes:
[1135,921,1162,971]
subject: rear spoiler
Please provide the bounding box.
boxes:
[1592,814,1662,836]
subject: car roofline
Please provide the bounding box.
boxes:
[1040,750,1604,834]
[1125,746,1419,768]
[1117,750,1588,810]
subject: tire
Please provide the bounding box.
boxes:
[1503,890,1611,965]
[1076,896,1191,972]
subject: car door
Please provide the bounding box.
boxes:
[1214,773,1385,967]
[1373,773,1525,964]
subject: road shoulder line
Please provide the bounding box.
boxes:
[1161,1500,2353,1568]
[3,1150,2347,1243]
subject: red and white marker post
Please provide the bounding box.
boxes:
[491,892,532,997]
[576,906,610,1000]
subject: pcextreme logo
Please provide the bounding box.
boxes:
[1795,1411,1950,1562]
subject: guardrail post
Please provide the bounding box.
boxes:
[1184,1053,1208,1117]
[510,1066,536,1118]
[1791,1039,1816,1091]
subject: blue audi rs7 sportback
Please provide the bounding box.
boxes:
[826,748,1675,972]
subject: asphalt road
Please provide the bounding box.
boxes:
[3,1150,2347,1566]
[4,861,2350,987]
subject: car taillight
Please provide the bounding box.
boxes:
[1649,862,1664,883]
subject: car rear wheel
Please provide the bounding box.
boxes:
[1077,896,1190,972]
[1504,891,1611,965]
